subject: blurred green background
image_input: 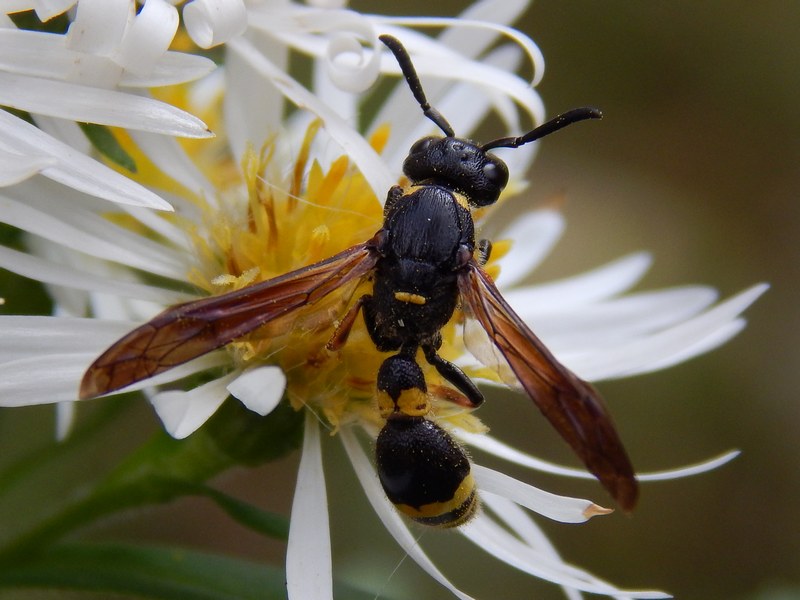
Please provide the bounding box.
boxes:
[1,2,798,599]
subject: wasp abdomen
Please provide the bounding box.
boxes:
[376,415,477,528]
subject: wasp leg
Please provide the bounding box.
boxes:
[421,343,484,408]
[384,185,405,214]
[477,239,492,266]
[326,295,368,351]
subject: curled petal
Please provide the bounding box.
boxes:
[183,0,248,49]
[66,0,132,57]
[324,31,381,93]
[115,0,179,76]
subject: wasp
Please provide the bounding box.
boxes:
[80,34,637,526]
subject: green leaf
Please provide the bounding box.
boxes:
[192,484,289,541]
[0,542,389,600]
[0,542,286,600]
[78,123,137,173]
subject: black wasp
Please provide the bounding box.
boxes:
[81,34,637,526]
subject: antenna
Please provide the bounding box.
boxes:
[481,107,602,152]
[379,34,455,137]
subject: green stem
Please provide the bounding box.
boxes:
[0,398,303,563]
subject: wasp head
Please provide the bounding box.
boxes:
[402,136,509,208]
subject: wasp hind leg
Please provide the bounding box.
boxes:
[326,295,370,352]
[421,342,484,409]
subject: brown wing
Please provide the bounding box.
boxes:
[80,243,379,400]
[458,260,638,511]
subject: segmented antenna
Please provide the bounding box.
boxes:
[481,107,602,151]
[379,34,455,137]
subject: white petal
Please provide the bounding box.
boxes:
[378,43,541,171]
[66,0,132,56]
[312,58,357,123]
[228,36,395,200]
[0,244,188,304]
[526,286,720,350]
[222,42,286,164]
[636,450,741,482]
[183,0,247,49]
[32,115,91,153]
[249,6,377,72]
[101,353,230,397]
[0,147,54,185]
[373,13,545,163]
[0,109,172,209]
[150,372,237,439]
[0,194,187,279]
[472,464,604,524]
[563,284,768,381]
[461,513,670,598]
[0,315,134,363]
[376,34,542,162]
[479,493,583,600]
[457,429,740,483]
[501,252,653,313]
[0,329,227,407]
[0,353,92,405]
[493,209,565,288]
[0,73,212,138]
[226,365,286,416]
[4,29,123,88]
[128,129,215,198]
[31,0,76,21]
[339,428,475,600]
[287,413,332,600]
[56,401,76,441]
[0,28,213,89]
[114,0,178,77]
[119,50,217,87]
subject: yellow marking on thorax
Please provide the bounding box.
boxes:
[451,191,470,211]
[394,291,427,305]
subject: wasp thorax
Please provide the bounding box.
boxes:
[402,136,509,207]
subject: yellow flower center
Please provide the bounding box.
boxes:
[110,83,493,437]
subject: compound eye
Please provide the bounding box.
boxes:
[409,136,435,155]
[482,159,508,188]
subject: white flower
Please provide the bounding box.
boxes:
[0,1,766,599]
[1,0,215,207]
